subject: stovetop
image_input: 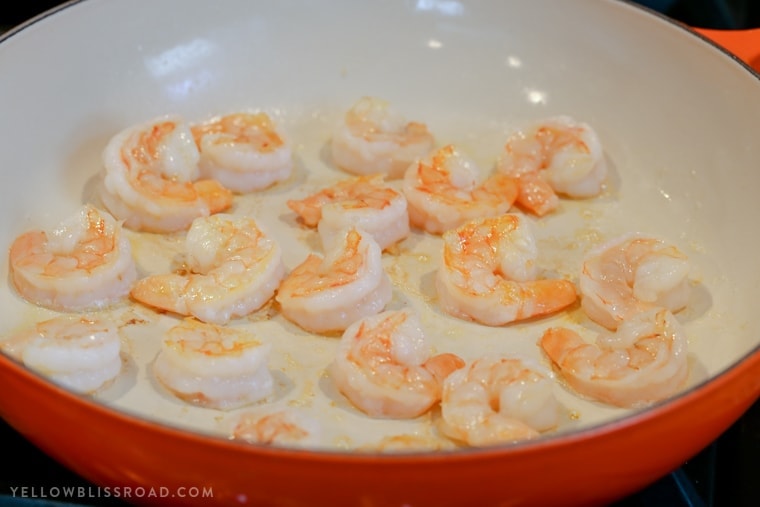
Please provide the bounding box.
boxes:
[615,397,760,506]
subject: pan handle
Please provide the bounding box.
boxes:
[693,27,760,72]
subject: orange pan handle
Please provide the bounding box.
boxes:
[694,27,760,72]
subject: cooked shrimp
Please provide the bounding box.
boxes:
[231,409,322,447]
[402,145,519,234]
[496,115,607,216]
[191,112,293,193]
[287,174,410,251]
[328,309,465,418]
[436,214,577,326]
[131,214,285,325]
[330,96,436,179]
[359,434,456,452]
[540,308,689,408]
[579,233,690,330]
[9,204,137,312]
[440,355,560,447]
[101,114,233,233]
[1,315,122,394]
[275,227,392,334]
[153,318,274,410]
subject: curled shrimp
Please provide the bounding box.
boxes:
[328,309,465,419]
[540,308,689,408]
[101,114,233,233]
[275,227,392,334]
[440,355,561,447]
[402,145,519,234]
[330,96,435,179]
[287,174,410,251]
[231,409,322,448]
[130,214,285,325]
[436,214,577,326]
[153,318,274,410]
[9,204,137,312]
[1,314,122,394]
[191,112,293,193]
[580,233,691,330]
[496,116,607,216]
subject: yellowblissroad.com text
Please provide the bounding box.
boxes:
[7,485,214,501]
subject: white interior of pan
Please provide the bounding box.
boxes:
[1,0,759,451]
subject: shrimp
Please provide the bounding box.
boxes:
[330,96,436,179]
[153,318,274,410]
[100,114,233,233]
[275,227,393,334]
[359,434,456,452]
[540,308,689,408]
[130,214,285,325]
[354,433,456,453]
[328,309,465,418]
[402,145,519,234]
[496,115,607,216]
[435,214,577,326]
[440,355,560,447]
[9,204,137,312]
[231,409,322,447]
[579,233,691,330]
[1,315,122,394]
[286,174,410,251]
[191,112,293,193]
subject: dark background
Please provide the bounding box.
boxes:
[2,0,760,31]
[1,1,759,506]
[638,0,760,28]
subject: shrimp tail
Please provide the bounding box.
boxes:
[516,279,578,320]
[130,274,191,316]
[194,179,233,214]
[515,173,559,216]
[539,327,585,367]
[286,198,323,227]
[490,174,520,209]
[423,353,466,385]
